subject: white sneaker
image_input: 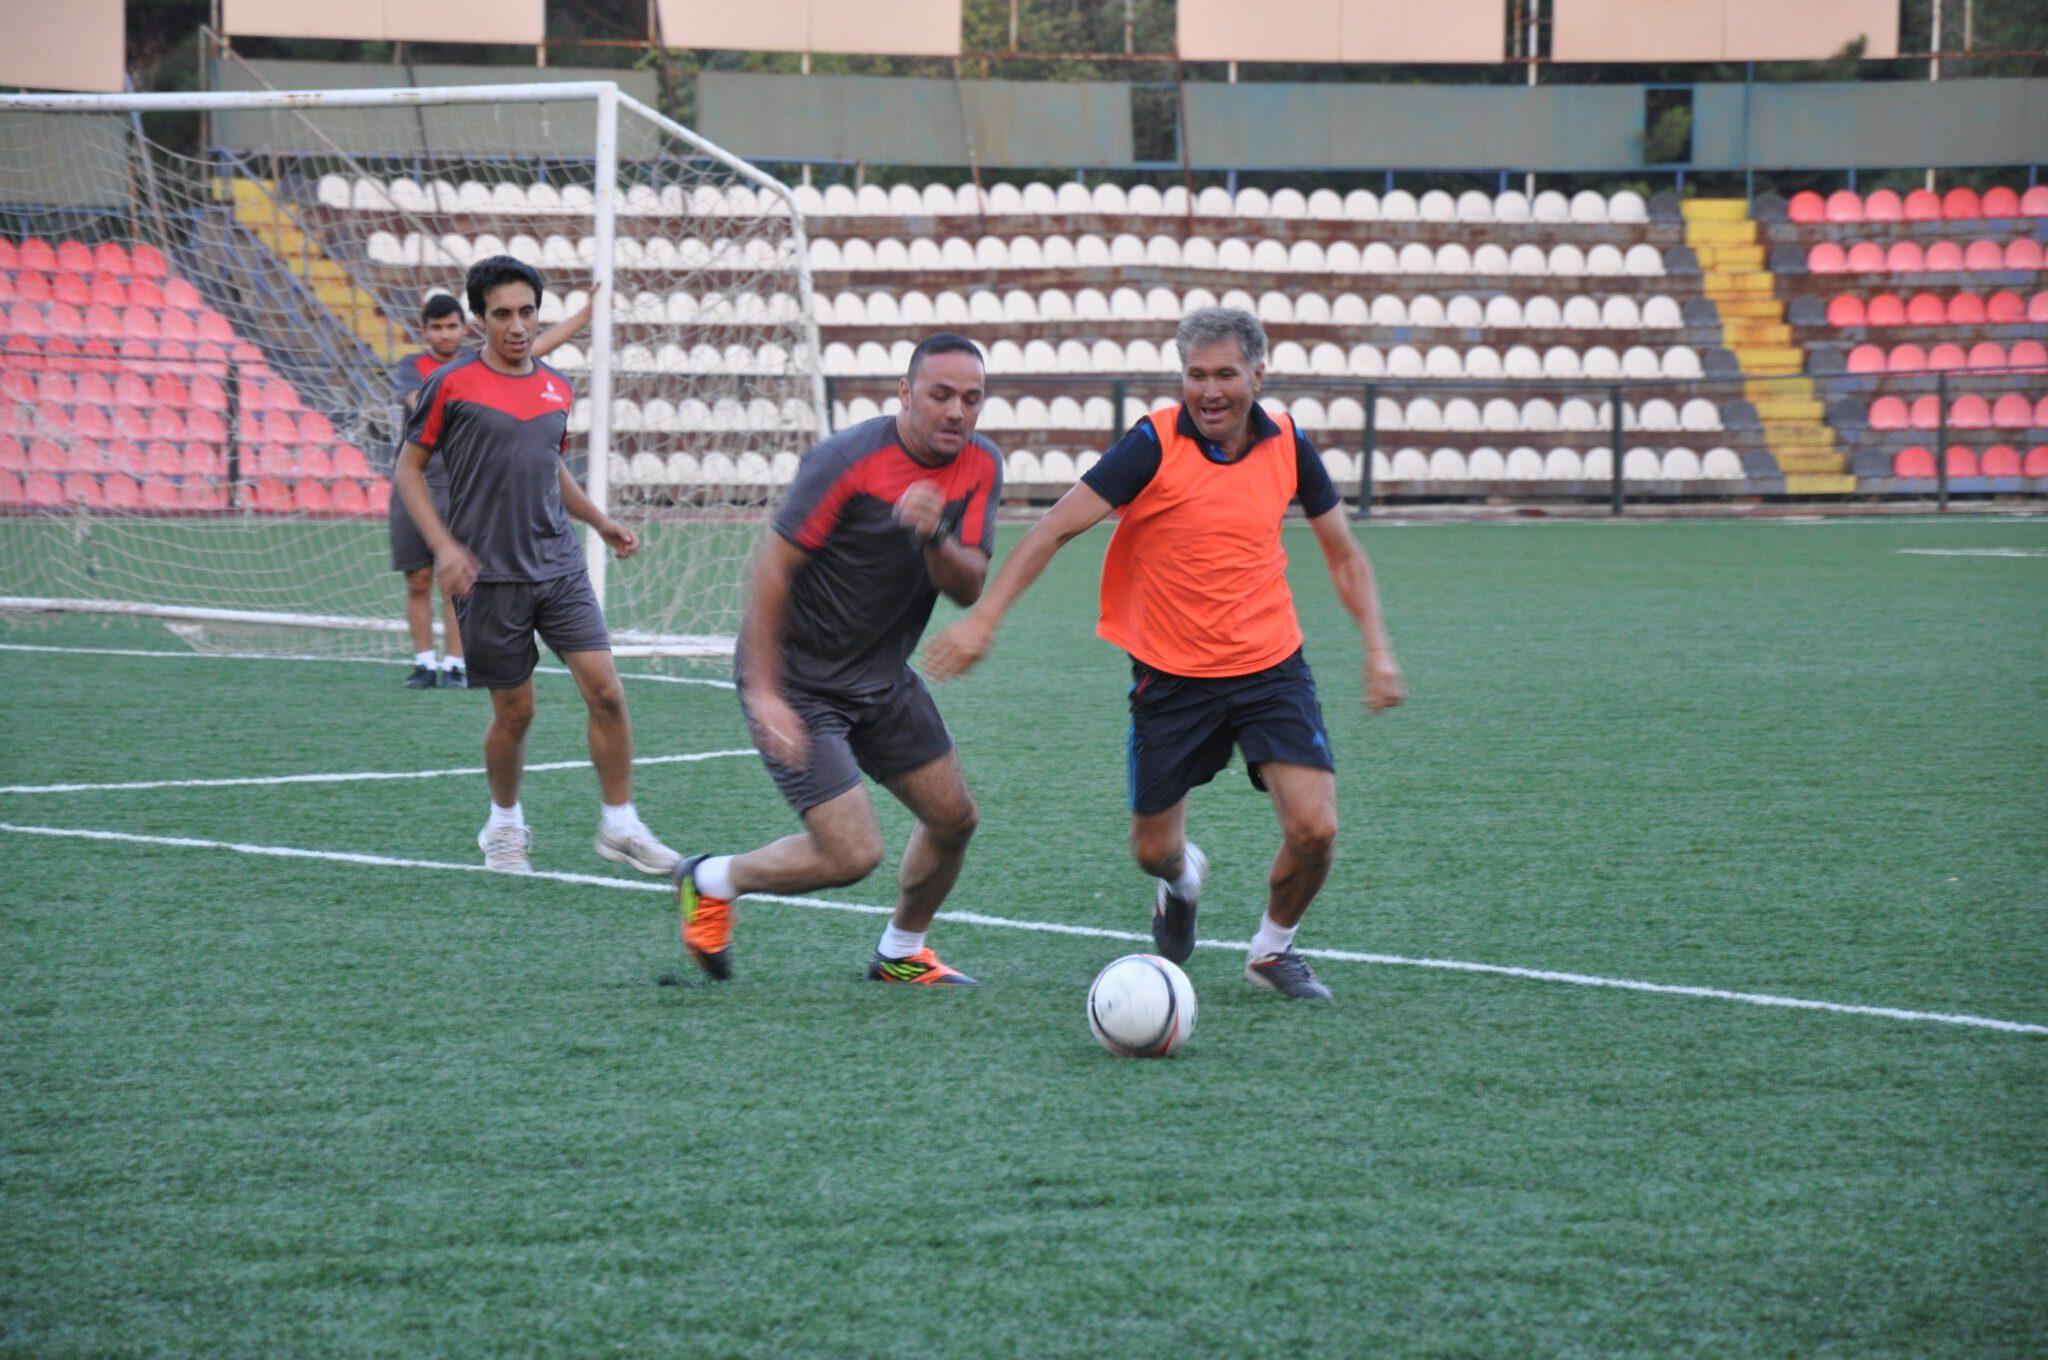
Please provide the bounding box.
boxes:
[594,820,680,876]
[477,821,532,873]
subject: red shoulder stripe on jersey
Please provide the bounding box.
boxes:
[438,360,576,424]
[791,448,887,550]
[957,445,996,547]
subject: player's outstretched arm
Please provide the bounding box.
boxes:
[1308,504,1405,715]
[395,441,477,598]
[556,463,638,559]
[738,534,811,768]
[923,481,1114,681]
[531,280,601,361]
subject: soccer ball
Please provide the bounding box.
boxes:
[1087,954,1197,1058]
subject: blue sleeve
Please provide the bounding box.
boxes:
[1079,419,1162,508]
[1293,426,1339,517]
[393,358,426,400]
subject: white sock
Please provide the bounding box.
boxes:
[600,801,640,836]
[693,854,737,900]
[413,649,436,667]
[442,656,465,672]
[1248,913,1298,960]
[878,923,926,959]
[1165,854,1202,900]
[487,801,524,829]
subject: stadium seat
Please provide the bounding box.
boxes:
[1981,445,2021,477]
[1808,242,1847,273]
[1827,295,1867,326]
[2027,447,2048,477]
[1787,191,1825,223]
[1942,187,1982,220]
[2023,186,2048,216]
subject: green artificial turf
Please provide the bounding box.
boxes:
[3,516,2043,1357]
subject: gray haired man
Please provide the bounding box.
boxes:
[926,307,1405,1000]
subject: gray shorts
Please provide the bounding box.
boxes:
[454,571,610,690]
[740,668,955,814]
[388,482,450,573]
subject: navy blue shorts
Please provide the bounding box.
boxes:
[1126,649,1334,816]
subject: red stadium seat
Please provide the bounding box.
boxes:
[80,304,119,339]
[179,480,227,511]
[1927,343,1966,371]
[244,443,290,477]
[14,273,52,304]
[52,274,89,307]
[1868,395,1909,430]
[120,306,160,340]
[112,371,150,406]
[130,244,168,278]
[1967,342,2007,371]
[1947,293,1986,324]
[22,372,58,402]
[73,406,112,439]
[92,241,130,275]
[291,480,332,513]
[163,278,202,311]
[1944,446,1980,477]
[251,477,293,513]
[1981,186,2020,218]
[298,411,336,443]
[1986,290,2025,323]
[197,313,235,343]
[95,439,137,473]
[1962,240,2004,270]
[181,443,223,478]
[1866,293,1907,326]
[148,408,187,441]
[1807,242,1846,273]
[1787,191,1826,223]
[1894,446,1936,478]
[140,477,181,510]
[296,446,334,479]
[112,407,150,441]
[1824,189,1864,223]
[1862,188,1903,221]
[23,471,64,505]
[1879,240,1916,270]
[2026,447,2048,476]
[0,238,17,268]
[186,410,226,443]
[152,374,189,408]
[0,470,22,503]
[27,438,69,471]
[0,437,24,471]
[2005,238,2043,270]
[1949,394,1990,428]
[1992,394,2033,427]
[101,473,141,508]
[1941,186,1982,220]
[366,479,391,515]
[1826,295,1866,326]
[64,473,106,507]
[141,442,181,476]
[188,374,227,410]
[2024,186,2048,216]
[87,276,127,308]
[19,239,57,271]
[1846,344,1886,374]
[1924,241,1964,271]
[73,372,112,404]
[1846,242,1885,272]
[127,278,164,309]
[331,445,371,478]
[1905,293,1945,325]
[6,302,47,338]
[160,311,197,343]
[2010,341,2047,372]
[330,479,370,516]
[1908,394,1940,428]
[55,240,92,274]
[2033,294,2048,324]
[257,410,298,444]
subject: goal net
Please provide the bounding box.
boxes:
[0,81,822,658]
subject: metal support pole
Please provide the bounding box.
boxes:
[823,375,838,433]
[1609,383,1624,516]
[224,359,240,510]
[1112,378,1128,435]
[1935,371,1949,510]
[584,84,619,601]
[1360,382,1377,518]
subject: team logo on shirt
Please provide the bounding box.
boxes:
[540,381,566,405]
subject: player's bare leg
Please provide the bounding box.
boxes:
[562,648,677,875]
[1130,801,1207,965]
[477,680,535,872]
[1246,760,1337,999]
[438,588,466,686]
[880,751,979,932]
[402,567,439,688]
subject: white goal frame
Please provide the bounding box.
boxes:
[0,81,827,656]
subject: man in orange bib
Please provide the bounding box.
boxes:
[926,307,1404,999]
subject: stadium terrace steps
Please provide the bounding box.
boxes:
[228,179,402,363]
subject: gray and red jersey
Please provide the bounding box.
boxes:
[767,415,1002,696]
[395,351,457,494]
[400,352,582,585]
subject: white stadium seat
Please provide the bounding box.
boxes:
[1076,235,1111,267]
[1548,244,1587,276]
[1484,295,1523,328]
[1326,241,1361,272]
[1509,244,1547,275]
[1308,188,1344,219]
[1196,186,1234,216]
[1642,296,1682,328]
[1455,190,1495,223]
[1504,345,1542,378]
[1569,190,1608,224]
[1362,242,1398,273]
[1397,243,1435,274]
[987,182,1024,214]
[1523,295,1562,328]
[1094,183,1128,214]
[1348,344,1384,376]
[1127,184,1164,215]
[1587,244,1625,276]
[1624,447,1662,480]
[1464,346,1503,378]
[1562,295,1601,329]
[1662,347,1703,379]
[1332,293,1368,325]
[1663,447,1703,479]
[1425,346,1464,378]
[1429,448,1469,480]
[1601,296,1641,329]
[1235,187,1271,218]
[1436,243,1473,274]
[1638,399,1679,431]
[1622,347,1662,379]
[1444,398,1480,431]
[1681,399,1722,432]
[1702,447,1743,479]
[1625,244,1665,277]
[1545,447,1584,479]
[1419,190,1456,222]
[1582,347,1622,379]
[1181,237,1218,269]
[1380,189,1419,221]
[1111,234,1146,265]
[1532,190,1569,223]
[1505,447,1545,479]
[1344,189,1380,220]
[1295,293,1332,325]
[1251,240,1289,271]
[1521,398,1559,431]
[1494,190,1531,223]
[1609,190,1649,224]
[1391,448,1429,480]
[1467,447,1507,480]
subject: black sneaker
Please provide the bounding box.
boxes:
[1150,841,1207,964]
[439,666,469,689]
[403,663,438,689]
[1245,949,1333,1000]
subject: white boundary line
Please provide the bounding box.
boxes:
[0,749,754,796]
[1897,548,2048,558]
[0,820,2039,1037]
[0,642,735,688]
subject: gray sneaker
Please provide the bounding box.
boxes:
[1245,949,1333,1000]
[477,821,532,873]
[1150,841,1207,964]
[595,821,680,876]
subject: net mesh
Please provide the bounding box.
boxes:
[0,89,818,658]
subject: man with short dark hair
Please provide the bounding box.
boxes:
[927,307,1405,1001]
[672,332,1001,986]
[390,287,597,689]
[393,257,675,877]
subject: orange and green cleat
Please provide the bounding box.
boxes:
[674,854,734,981]
[867,947,978,986]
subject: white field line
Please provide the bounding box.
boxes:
[1,820,2041,1037]
[0,642,735,688]
[1896,548,2048,558]
[0,749,755,796]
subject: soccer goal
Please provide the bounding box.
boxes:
[0,81,824,658]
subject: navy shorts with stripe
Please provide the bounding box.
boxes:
[1126,648,1333,815]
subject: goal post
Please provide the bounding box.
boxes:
[0,81,824,659]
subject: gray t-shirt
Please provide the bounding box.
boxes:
[394,351,453,495]
[401,352,582,584]
[761,415,1002,696]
